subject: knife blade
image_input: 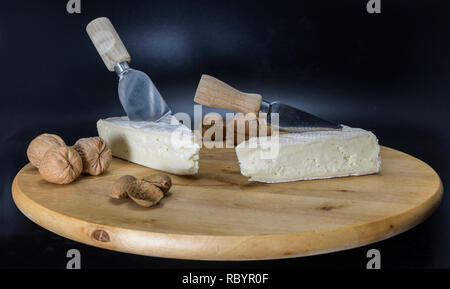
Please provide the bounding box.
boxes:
[194,74,341,133]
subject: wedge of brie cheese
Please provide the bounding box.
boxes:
[97,116,199,175]
[235,126,381,183]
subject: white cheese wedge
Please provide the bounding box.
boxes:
[97,116,199,175]
[235,126,381,183]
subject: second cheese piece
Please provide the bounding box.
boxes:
[97,116,199,175]
[235,126,381,183]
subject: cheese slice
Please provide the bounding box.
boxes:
[97,116,199,175]
[235,126,381,183]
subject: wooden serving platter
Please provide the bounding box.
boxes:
[12,146,442,260]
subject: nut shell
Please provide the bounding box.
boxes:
[128,180,164,207]
[142,173,172,194]
[39,146,83,184]
[73,137,112,176]
[111,175,136,199]
[26,134,66,168]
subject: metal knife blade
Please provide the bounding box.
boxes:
[116,62,172,122]
[261,101,342,133]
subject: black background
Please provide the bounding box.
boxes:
[0,0,449,269]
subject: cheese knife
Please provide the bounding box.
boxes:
[86,17,171,122]
[194,75,342,133]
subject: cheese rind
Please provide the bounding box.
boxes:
[97,116,199,175]
[235,126,381,183]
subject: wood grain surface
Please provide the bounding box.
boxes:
[12,146,443,260]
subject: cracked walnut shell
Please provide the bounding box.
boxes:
[73,137,112,176]
[111,175,136,199]
[39,146,83,184]
[142,173,172,194]
[26,133,66,168]
[128,180,164,207]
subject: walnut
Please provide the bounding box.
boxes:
[26,134,66,168]
[73,137,112,176]
[111,175,136,199]
[142,173,172,194]
[39,146,83,184]
[128,180,164,207]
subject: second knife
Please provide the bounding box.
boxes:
[194,75,342,133]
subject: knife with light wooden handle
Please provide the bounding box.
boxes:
[194,74,342,133]
[86,17,171,122]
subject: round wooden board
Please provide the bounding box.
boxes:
[12,146,442,260]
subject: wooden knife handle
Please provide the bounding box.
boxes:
[86,17,131,72]
[194,75,262,114]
